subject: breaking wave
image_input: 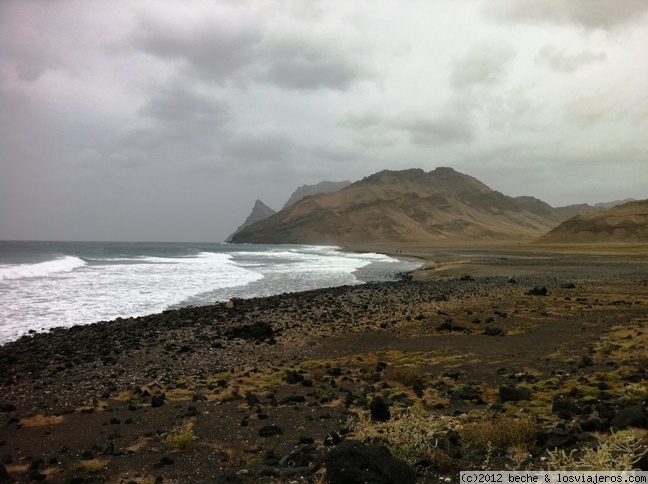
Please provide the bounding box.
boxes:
[0,256,86,281]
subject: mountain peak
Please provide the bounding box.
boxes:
[231,167,563,245]
[225,200,276,242]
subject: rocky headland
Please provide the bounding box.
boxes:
[1,246,648,483]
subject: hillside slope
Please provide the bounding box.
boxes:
[535,199,648,244]
[231,168,566,245]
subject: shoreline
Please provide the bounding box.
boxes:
[1,247,648,482]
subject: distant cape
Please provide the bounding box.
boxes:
[226,180,351,242]
[225,199,276,242]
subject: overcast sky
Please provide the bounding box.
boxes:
[1,0,647,242]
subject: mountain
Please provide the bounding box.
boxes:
[554,203,603,221]
[282,180,351,209]
[231,167,568,245]
[535,199,648,244]
[225,199,276,242]
[595,198,635,210]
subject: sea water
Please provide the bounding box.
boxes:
[0,241,419,344]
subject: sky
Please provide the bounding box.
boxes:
[1,0,647,242]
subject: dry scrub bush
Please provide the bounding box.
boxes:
[349,407,446,464]
[545,431,647,471]
[461,415,539,450]
[163,419,197,450]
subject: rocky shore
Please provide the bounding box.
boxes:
[1,248,648,483]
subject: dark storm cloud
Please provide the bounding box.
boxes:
[450,42,516,88]
[486,0,648,30]
[131,9,370,91]
[536,46,607,73]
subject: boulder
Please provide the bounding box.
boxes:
[325,440,416,484]
[499,386,532,402]
[451,386,481,401]
[370,396,391,421]
[224,321,275,342]
[483,327,505,336]
[527,286,548,296]
[258,424,283,437]
[610,404,647,430]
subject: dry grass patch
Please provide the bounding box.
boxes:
[386,365,426,387]
[461,414,539,450]
[20,414,64,427]
[349,407,450,464]
[75,459,110,473]
[545,431,648,471]
[126,437,150,453]
[163,419,197,450]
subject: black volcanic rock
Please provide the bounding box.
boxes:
[325,440,416,484]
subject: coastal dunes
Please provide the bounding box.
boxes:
[2,247,648,482]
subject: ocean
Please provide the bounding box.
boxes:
[0,241,420,345]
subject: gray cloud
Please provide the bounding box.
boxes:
[450,41,516,88]
[1,1,646,242]
[133,18,262,83]
[140,84,230,124]
[486,0,648,30]
[536,46,607,73]
[220,131,294,164]
[397,116,475,145]
[132,9,370,91]
[561,95,610,127]
[262,41,367,91]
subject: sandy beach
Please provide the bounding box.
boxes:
[1,245,648,483]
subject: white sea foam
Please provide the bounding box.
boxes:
[0,256,86,281]
[0,244,418,344]
[0,252,263,343]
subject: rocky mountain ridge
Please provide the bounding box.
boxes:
[282,180,351,209]
[231,167,578,245]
